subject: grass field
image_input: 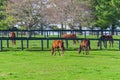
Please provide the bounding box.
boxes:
[0,35,120,80]
[0,50,120,80]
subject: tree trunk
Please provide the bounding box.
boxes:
[78,25,82,35]
[41,23,43,35]
[61,23,64,34]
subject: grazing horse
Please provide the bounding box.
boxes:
[61,33,79,44]
[97,35,114,48]
[78,39,91,55]
[51,40,64,56]
[9,32,16,45]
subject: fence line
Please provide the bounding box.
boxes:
[0,37,120,51]
[1,30,120,38]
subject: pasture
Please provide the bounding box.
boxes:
[0,35,120,80]
[0,51,120,80]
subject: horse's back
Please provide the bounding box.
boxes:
[62,33,76,38]
[81,39,90,47]
[52,40,63,48]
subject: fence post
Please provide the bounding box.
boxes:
[84,31,86,38]
[119,40,120,50]
[66,39,68,48]
[47,31,48,37]
[100,40,102,50]
[97,31,99,38]
[0,39,3,51]
[27,39,29,48]
[47,39,49,48]
[58,30,60,38]
[41,40,43,50]
[21,40,24,50]
[7,40,9,48]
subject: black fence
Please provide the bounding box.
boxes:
[1,30,120,38]
[0,37,120,51]
[0,30,120,51]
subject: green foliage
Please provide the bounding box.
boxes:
[0,16,15,30]
[0,0,15,30]
[92,0,120,29]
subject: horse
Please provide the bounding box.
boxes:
[61,33,79,45]
[78,39,91,55]
[97,35,114,48]
[9,32,16,45]
[51,40,64,56]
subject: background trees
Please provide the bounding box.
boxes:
[0,0,120,31]
[92,0,120,34]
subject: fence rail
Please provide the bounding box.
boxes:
[0,37,120,51]
[0,30,120,51]
[1,30,120,38]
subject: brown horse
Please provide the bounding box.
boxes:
[78,39,91,55]
[61,33,79,44]
[9,32,16,45]
[51,40,64,56]
[97,35,114,48]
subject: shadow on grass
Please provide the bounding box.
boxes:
[1,47,120,52]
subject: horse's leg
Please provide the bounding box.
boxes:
[78,46,82,54]
[54,48,56,56]
[13,40,16,45]
[86,46,89,55]
[51,47,54,56]
[12,40,14,46]
[57,48,61,56]
[83,47,85,55]
[103,40,106,48]
[61,47,64,56]
[14,40,16,45]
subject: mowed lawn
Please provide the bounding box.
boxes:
[0,50,120,80]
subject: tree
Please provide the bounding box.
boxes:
[7,0,49,30]
[92,0,120,35]
[0,0,7,29]
[48,0,93,30]
[0,0,15,30]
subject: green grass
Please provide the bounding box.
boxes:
[0,50,120,80]
[0,35,120,80]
